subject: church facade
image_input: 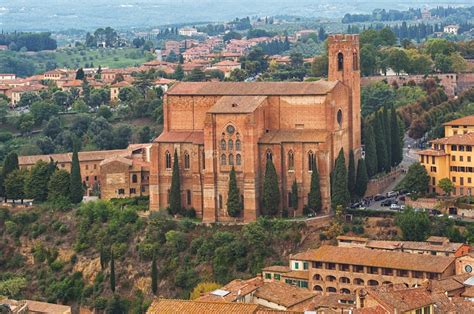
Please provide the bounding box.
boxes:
[149,34,361,223]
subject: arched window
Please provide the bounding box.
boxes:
[326,287,337,293]
[165,151,172,169]
[236,139,241,151]
[229,154,234,166]
[326,275,336,282]
[353,51,359,70]
[220,139,226,150]
[266,150,273,161]
[202,150,206,170]
[354,278,364,285]
[339,277,350,284]
[313,285,323,292]
[368,280,379,286]
[221,154,227,166]
[313,274,322,281]
[288,150,294,170]
[308,151,316,171]
[236,154,242,166]
[132,174,137,183]
[184,151,190,170]
[337,52,344,71]
[228,139,234,151]
[218,194,223,209]
[337,109,343,127]
[340,288,351,294]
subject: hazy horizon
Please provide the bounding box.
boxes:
[0,0,473,31]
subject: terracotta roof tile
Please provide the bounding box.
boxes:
[154,131,204,145]
[167,81,338,96]
[197,277,264,303]
[208,95,267,113]
[259,130,329,144]
[416,149,448,157]
[281,271,309,280]
[443,116,474,126]
[146,298,261,313]
[291,246,455,273]
[262,265,291,273]
[430,133,474,146]
[254,281,315,308]
[25,300,71,313]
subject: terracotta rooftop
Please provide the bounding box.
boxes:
[363,285,437,312]
[208,95,267,113]
[259,130,329,144]
[254,281,316,308]
[281,271,309,281]
[262,265,291,273]
[25,300,71,313]
[416,149,448,157]
[430,133,474,146]
[337,235,369,243]
[443,115,474,126]
[432,273,472,294]
[291,293,355,312]
[197,277,264,303]
[146,298,261,314]
[291,246,455,273]
[99,156,133,167]
[166,81,338,96]
[154,131,204,145]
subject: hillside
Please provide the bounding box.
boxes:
[0,201,310,311]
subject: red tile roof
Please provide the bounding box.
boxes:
[146,299,261,314]
[443,115,474,126]
[154,131,204,145]
[430,133,474,145]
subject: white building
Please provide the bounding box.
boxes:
[444,25,460,35]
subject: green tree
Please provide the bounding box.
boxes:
[76,68,85,80]
[48,169,71,202]
[438,178,455,196]
[0,101,8,124]
[331,149,350,209]
[396,208,431,241]
[364,124,378,178]
[227,167,241,217]
[307,161,322,212]
[262,159,279,216]
[186,68,206,82]
[382,106,392,166]
[374,113,388,173]
[18,113,34,135]
[390,105,403,166]
[69,141,84,204]
[291,180,298,210]
[347,150,356,200]
[25,160,50,202]
[388,48,409,75]
[151,254,158,295]
[360,44,378,76]
[434,54,453,73]
[401,163,430,195]
[110,251,116,292]
[4,169,28,204]
[355,158,368,198]
[173,65,184,80]
[169,150,182,215]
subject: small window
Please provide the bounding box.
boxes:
[219,194,223,209]
[202,150,206,170]
[184,151,190,170]
[229,154,234,166]
[86,176,89,181]
[236,154,242,166]
[118,189,125,195]
[294,262,299,270]
[288,150,294,170]
[228,140,234,151]
[130,188,136,194]
[266,150,273,161]
[236,139,241,151]
[132,174,137,183]
[187,190,191,205]
[337,109,343,127]
[337,52,344,71]
[221,139,226,150]
[308,151,316,171]
[265,273,272,279]
[85,165,89,170]
[165,151,172,169]
[221,154,227,166]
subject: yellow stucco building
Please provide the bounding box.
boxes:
[418,116,474,196]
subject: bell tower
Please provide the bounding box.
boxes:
[327,34,361,156]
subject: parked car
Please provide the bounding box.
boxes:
[350,202,362,209]
[390,204,401,210]
[374,194,386,201]
[381,199,393,207]
[387,191,398,198]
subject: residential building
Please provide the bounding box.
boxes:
[18,144,151,199]
[43,69,72,81]
[0,73,16,81]
[196,277,264,303]
[207,60,241,78]
[288,245,456,295]
[444,24,460,35]
[337,235,470,257]
[178,27,199,37]
[110,80,131,101]
[418,115,474,196]
[9,84,45,106]
[0,299,71,314]
[149,34,362,223]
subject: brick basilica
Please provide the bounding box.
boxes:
[149,34,361,223]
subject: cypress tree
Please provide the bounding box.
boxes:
[69,141,84,203]
[383,106,392,166]
[262,159,279,216]
[25,160,50,202]
[110,251,116,292]
[308,160,322,212]
[227,167,241,217]
[291,180,298,210]
[99,245,107,270]
[169,150,182,215]
[331,149,350,209]
[390,105,403,166]
[348,150,356,200]
[355,158,369,198]
[374,114,388,173]
[364,124,378,178]
[1,152,19,202]
[151,254,158,295]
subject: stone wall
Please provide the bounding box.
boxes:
[364,169,403,197]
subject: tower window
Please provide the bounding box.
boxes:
[221,139,226,150]
[353,51,359,70]
[132,174,138,183]
[202,150,206,170]
[308,151,316,171]
[288,150,295,170]
[221,154,227,166]
[266,150,273,161]
[219,194,223,209]
[337,109,343,127]
[236,154,242,166]
[187,190,192,205]
[229,154,234,166]
[184,151,190,170]
[165,151,172,169]
[228,139,234,151]
[236,139,241,151]
[337,52,344,71]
